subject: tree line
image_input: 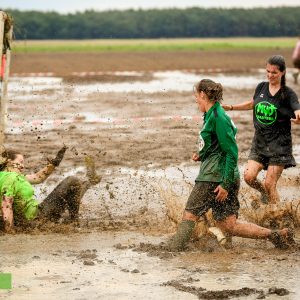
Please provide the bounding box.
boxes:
[4,7,300,39]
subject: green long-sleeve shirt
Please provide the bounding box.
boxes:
[0,171,39,220]
[196,102,239,190]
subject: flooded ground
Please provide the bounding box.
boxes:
[1,231,300,300]
[1,51,300,299]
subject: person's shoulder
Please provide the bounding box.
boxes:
[256,81,267,89]
[1,171,24,181]
[215,104,232,122]
[285,85,297,93]
[0,172,22,191]
[254,82,267,94]
[284,86,298,98]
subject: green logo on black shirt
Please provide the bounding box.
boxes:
[255,101,277,125]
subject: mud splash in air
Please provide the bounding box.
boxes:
[2,51,300,299]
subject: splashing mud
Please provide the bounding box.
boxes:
[2,59,300,298]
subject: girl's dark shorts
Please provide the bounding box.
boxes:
[248,148,296,170]
[185,181,240,221]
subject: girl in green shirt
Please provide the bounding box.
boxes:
[167,79,295,251]
[0,146,101,233]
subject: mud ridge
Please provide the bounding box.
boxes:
[163,280,290,299]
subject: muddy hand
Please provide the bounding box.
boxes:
[192,152,200,161]
[214,185,228,202]
[291,110,300,124]
[221,104,232,111]
[48,145,68,166]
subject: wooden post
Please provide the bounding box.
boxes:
[0,11,12,145]
[0,12,4,72]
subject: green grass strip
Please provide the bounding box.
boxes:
[12,37,297,54]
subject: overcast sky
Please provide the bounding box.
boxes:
[1,0,300,13]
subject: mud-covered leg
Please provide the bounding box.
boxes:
[65,177,84,220]
[166,210,198,251]
[39,176,84,221]
[39,157,101,222]
[264,165,284,204]
[167,220,195,251]
[244,160,268,204]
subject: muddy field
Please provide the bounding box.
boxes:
[1,50,300,299]
[11,48,295,75]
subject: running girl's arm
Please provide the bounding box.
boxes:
[291,109,300,124]
[222,99,254,111]
[215,116,238,192]
[1,195,14,233]
[192,152,200,161]
[25,163,56,184]
[26,145,67,184]
[288,89,300,124]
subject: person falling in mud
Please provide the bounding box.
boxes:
[0,146,101,233]
[223,55,300,205]
[167,79,295,252]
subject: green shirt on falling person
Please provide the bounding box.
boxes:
[0,171,39,221]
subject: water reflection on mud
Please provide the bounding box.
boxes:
[10,70,266,100]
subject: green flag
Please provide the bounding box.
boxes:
[0,273,12,289]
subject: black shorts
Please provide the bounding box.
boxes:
[185,181,240,221]
[248,148,296,170]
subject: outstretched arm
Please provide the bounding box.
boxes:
[291,109,300,124]
[26,163,56,184]
[26,146,67,184]
[1,195,14,233]
[222,99,254,111]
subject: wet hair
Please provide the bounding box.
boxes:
[194,79,223,102]
[267,55,286,100]
[0,149,21,171]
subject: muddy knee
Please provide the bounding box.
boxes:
[244,171,257,186]
[219,223,235,235]
[64,176,82,189]
[217,216,236,236]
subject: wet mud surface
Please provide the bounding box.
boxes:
[1,231,299,299]
[162,281,289,299]
[11,49,295,75]
[1,50,300,299]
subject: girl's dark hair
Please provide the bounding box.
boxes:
[194,79,223,102]
[267,55,286,100]
[0,149,21,171]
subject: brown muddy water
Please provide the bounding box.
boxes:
[1,70,300,299]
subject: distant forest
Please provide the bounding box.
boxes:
[5,7,300,39]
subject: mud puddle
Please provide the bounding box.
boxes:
[1,231,299,299]
[9,70,265,102]
[3,51,300,299]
